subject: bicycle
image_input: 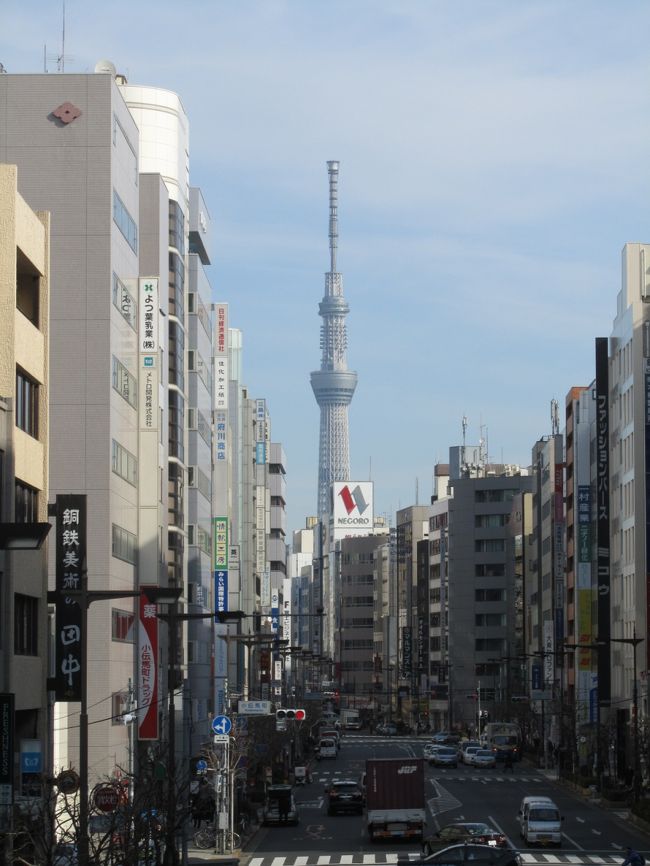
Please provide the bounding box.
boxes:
[193,825,216,849]
[193,825,241,850]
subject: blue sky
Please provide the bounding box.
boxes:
[3,1,650,534]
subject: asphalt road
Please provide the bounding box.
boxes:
[239,733,650,866]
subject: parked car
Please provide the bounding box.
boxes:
[431,746,458,768]
[404,843,521,866]
[423,743,442,760]
[422,823,509,856]
[262,785,299,826]
[461,746,481,765]
[376,722,398,736]
[471,749,497,769]
[326,780,364,815]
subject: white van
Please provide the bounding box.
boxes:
[517,795,563,846]
[317,737,337,760]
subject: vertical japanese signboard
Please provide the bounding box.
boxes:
[138,591,159,740]
[595,337,610,704]
[55,495,86,701]
[645,359,650,679]
[401,626,412,678]
[0,693,14,832]
[213,517,228,613]
[214,303,228,411]
[577,484,594,722]
[271,589,279,634]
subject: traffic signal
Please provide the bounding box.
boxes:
[276,708,306,721]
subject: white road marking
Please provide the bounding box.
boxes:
[541,855,561,863]
[567,856,584,863]
[270,858,286,866]
[248,859,263,866]
[363,856,375,864]
[339,856,354,864]
[294,859,309,866]
[576,817,585,823]
[563,832,584,850]
[586,857,607,863]
[592,829,602,836]
[386,855,399,863]
[488,815,515,851]
[611,844,624,851]
[316,857,331,865]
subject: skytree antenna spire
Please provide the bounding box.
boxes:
[311,160,358,518]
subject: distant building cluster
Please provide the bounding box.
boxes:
[0,60,646,825]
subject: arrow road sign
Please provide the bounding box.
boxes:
[211,715,232,735]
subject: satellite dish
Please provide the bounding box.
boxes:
[94,60,116,76]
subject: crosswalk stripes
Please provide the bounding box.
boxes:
[246,853,627,866]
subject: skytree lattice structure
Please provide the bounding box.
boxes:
[311,160,358,518]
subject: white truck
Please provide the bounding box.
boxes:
[340,708,361,730]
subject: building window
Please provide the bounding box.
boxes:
[475,539,505,553]
[16,369,39,437]
[111,440,138,486]
[475,613,506,627]
[475,563,505,577]
[112,609,135,643]
[112,274,137,329]
[113,190,138,252]
[475,588,506,602]
[475,514,506,528]
[112,524,137,564]
[475,638,506,652]
[15,594,38,655]
[15,480,38,523]
[112,356,137,408]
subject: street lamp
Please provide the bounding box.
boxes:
[0,520,51,864]
[564,640,607,789]
[609,630,644,802]
[47,582,182,866]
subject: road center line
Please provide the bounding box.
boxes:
[562,832,584,850]
[488,815,516,851]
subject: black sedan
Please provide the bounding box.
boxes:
[402,843,521,866]
[422,823,509,856]
[326,780,364,815]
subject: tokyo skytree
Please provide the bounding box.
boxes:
[311,160,358,517]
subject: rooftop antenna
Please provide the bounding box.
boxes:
[479,424,488,473]
[551,398,559,435]
[328,160,338,274]
[461,414,468,472]
[47,2,73,73]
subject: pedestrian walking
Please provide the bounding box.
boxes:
[621,847,645,866]
[503,752,514,773]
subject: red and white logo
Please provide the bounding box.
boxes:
[338,484,369,515]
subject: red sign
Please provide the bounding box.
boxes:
[138,590,159,740]
[93,784,120,813]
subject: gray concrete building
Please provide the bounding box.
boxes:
[429,459,532,733]
[0,71,153,780]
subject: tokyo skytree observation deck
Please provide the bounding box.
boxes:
[310,160,357,518]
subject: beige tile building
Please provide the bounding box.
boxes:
[0,163,50,799]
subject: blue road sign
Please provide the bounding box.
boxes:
[196,759,208,772]
[211,715,232,735]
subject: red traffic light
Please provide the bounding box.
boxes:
[276,708,306,721]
